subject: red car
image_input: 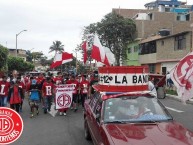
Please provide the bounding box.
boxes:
[84,91,193,145]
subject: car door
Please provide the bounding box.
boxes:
[87,92,100,141]
[91,96,104,145]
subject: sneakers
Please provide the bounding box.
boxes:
[30,113,34,118]
[63,112,67,116]
[74,108,78,112]
[44,109,47,114]
[59,112,63,116]
[36,110,39,115]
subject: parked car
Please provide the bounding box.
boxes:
[84,90,193,145]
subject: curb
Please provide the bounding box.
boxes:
[166,94,193,105]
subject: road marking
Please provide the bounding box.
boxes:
[165,106,184,113]
[48,104,58,117]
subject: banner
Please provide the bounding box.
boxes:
[55,84,74,109]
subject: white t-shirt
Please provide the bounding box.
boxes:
[148,81,157,97]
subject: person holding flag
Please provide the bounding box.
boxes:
[170,51,193,103]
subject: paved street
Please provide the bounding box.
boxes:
[12,100,93,145]
[11,96,193,145]
[160,97,193,132]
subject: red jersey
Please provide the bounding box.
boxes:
[36,77,45,84]
[53,77,63,85]
[0,81,10,96]
[42,82,54,96]
[26,81,31,92]
[18,82,25,90]
[67,80,79,94]
[24,76,29,85]
[80,80,89,94]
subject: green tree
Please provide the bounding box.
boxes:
[82,12,136,66]
[7,56,34,72]
[26,50,33,62]
[49,41,64,56]
[0,45,9,71]
[31,51,44,63]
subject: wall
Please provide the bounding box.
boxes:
[139,53,157,64]
[126,41,140,66]
[156,32,191,61]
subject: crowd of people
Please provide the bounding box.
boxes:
[0,70,99,118]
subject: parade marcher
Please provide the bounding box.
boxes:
[17,76,26,112]
[42,77,54,114]
[66,75,79,112]
[88,72,99,98]
[54,72,67,116]
[79,75,89,109]
[53,72,64,85]
[29,79,41,118]
[148,77,157,97]
[7,80,24,113]
[0,76,10,107]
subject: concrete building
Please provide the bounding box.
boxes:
[139,31,192,74]
[114,0,193,72]
[8,48,27,61]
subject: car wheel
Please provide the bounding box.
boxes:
[84,120,91,140]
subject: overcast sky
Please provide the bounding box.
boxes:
[0,0,188,59]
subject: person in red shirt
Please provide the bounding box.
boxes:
[79,75,89,109]
[67,75,79,112]
[0,76,10,107]
[53,72,68,116]
[53,72,64,85]
[42,77,54,114]
[17,76,26,112]
[8,80,24,113]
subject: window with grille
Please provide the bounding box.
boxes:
[174,35,186,51]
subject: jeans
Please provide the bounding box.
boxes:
[44,96,52,112]
[0,96,7,107]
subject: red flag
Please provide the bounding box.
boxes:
[82,41,88,64]
[170,52,193,103]
[50,52,73,69]
[91,34,110,66]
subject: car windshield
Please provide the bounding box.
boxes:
[104,96,173,123]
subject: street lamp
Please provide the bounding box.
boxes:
[190,23,193,52]
[16,30,27,57]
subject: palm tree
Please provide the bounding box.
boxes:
[49,41,64,56]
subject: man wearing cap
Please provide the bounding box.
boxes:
[29,79,41,117]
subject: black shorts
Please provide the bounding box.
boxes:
[72,94,78,103]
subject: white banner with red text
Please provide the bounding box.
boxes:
[55,84,74,109]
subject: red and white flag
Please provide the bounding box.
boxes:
[170,52,193,103]
[50,52,73,69]
[82,41,88,64]
[91,34,110,66]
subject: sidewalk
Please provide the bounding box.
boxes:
[166,94,193,105]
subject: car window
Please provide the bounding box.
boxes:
[103,96,173,123]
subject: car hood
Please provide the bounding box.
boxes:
[104,121,193,145]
